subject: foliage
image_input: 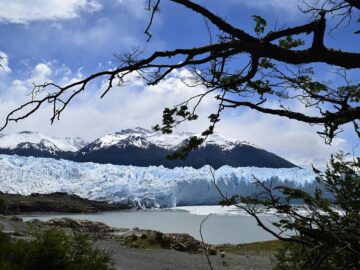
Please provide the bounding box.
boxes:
[252,15,267,36]
[221,153,360,269]
[124,232,164,249]
[0,229,114,270]
[278,36,305,49]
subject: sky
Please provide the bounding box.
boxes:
[0,0,358,168]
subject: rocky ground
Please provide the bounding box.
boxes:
[0,192,131,214]
[0,215,279,270]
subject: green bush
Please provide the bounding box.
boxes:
[268,154,360,270]
[130,233,138,241]
[0,229,114,270]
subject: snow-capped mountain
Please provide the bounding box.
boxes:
[75,127,296,169]
[86,128,188,151]
[0,128,296,169]
[0,131,88,158]
[0,154,315,208]
[82,127,255,151]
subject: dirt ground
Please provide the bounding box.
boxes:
[96,238,276,270]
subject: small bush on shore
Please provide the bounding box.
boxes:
[0,229,114,270]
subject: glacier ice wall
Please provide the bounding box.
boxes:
[0,154,315,208]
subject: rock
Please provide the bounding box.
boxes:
[123,230,203,252]
[27,217,122,233]
[208,247,217,255]
[0,215,22,222]
[172,242,187,252]
[0,198,7,214]
[12,231,28,237]
[0,193,131,215]
[163,233,203,252]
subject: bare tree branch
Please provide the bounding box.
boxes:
[1,0,360,149]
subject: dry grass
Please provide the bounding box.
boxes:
[218,240,283,254]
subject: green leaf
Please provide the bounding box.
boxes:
[252,15,267,35]
[278,36,305,49]
[259,58,274,69]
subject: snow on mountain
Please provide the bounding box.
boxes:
[0,131,87,153]
[76,127,295,169]
[0,154,315,208]
[53,136,88,152]
[90,128,187,150]
[90,127,257,151]
[0,129,296,169]
[201,132,256,151]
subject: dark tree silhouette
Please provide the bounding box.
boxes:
[217,153,360,270]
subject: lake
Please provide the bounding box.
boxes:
[22,205,284,244]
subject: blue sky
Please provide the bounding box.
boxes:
[0,0,358,167]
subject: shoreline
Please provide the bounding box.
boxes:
[0,192,131,215]
[0,191,280,269]
[0,214,278,270]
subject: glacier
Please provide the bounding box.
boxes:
[0,154,316,208]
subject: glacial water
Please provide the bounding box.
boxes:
[22,206,283,244]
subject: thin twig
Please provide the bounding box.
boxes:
[199,214,214,270]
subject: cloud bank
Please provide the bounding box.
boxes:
[227,0,313,19]
[0,0,101,23]
[0,60,346,168]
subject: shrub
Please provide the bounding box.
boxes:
[130,234,138,241]
[235,153,360,270]
[0,229,114,270]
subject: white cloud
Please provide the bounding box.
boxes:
[229,0,307,19]
[243,0,298,11]
[32,63,52,80]
[0,0,102,23]
[2,62,55,102]
[218,112,345,169]
[69,17,139,47]
[50,23,63,30]
[116,0,148,18]
[0,52,11,73]
[0,64,348,168]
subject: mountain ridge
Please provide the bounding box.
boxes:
[0,128,296,169]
